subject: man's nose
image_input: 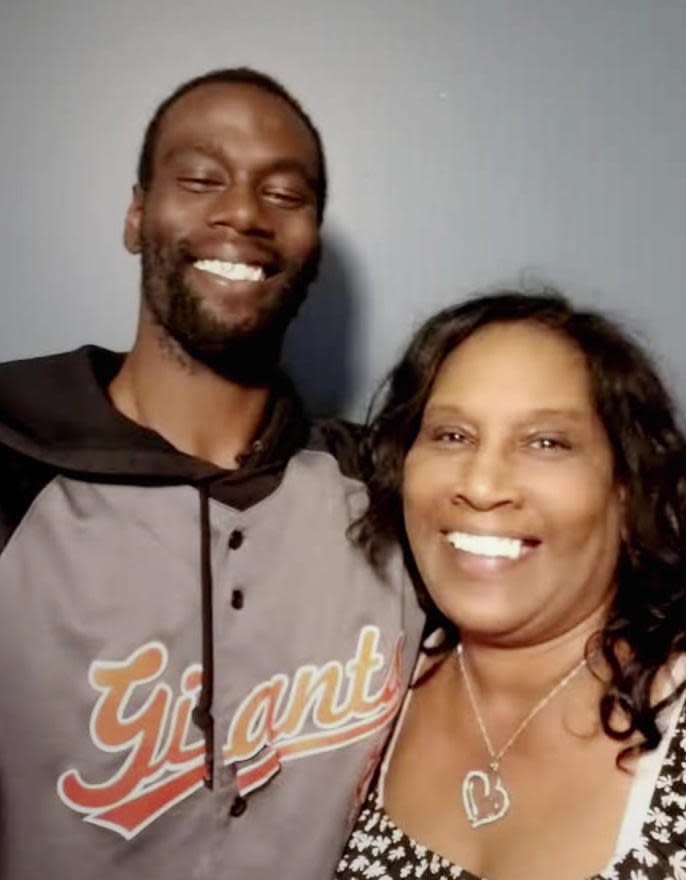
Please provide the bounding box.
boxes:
[208,183,273,237]
[451,445,520,511]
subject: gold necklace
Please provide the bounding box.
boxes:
[457,643,587,828]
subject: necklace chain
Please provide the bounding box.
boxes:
[456,643,587,769]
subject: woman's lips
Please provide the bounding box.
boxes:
[446,531,523,559]
[444,531,540,571]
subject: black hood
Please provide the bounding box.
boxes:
[0,345,309,483]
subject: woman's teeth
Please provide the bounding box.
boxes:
[194,259,265,282]
[446,531,524,560]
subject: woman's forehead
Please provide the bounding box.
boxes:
[429,321,591,408]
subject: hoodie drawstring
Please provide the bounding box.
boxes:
[192,482,215,788]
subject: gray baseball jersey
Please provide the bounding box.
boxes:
[0,346,424,879]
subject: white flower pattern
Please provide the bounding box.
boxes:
[669,851,686,880]
[335,704,686,879]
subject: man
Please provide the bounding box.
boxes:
[0,69,422,879]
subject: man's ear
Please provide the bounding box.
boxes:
[124,184,144,254]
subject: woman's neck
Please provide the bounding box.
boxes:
[456,606,608,709]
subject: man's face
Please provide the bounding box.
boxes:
[124,82,321,381]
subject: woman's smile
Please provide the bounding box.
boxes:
[403,320,624,645]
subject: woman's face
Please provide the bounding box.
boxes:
[402,320,624,647]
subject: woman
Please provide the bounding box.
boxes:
[336,291,686,880]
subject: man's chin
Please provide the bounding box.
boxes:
[172,326,285,385]
[141,245,319,384]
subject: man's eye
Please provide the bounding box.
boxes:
[262,188,307,208]
[178,177,223,192]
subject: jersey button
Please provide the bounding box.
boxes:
[231,589,244,610]
[228,529,244,550]
[229,795,247,817]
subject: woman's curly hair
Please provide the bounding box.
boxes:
[352,290,686,757]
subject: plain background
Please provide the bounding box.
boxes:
[1,0,685,419]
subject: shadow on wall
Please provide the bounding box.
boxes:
[282,232,360,418]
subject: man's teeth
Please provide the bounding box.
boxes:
[194,260,265,282]
[446,531,524,560]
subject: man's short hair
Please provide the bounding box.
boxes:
[136,67,327,221]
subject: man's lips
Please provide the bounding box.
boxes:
[444,530,540,560]
[192,259,281,282]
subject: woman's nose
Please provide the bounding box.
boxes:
[451,446,520,511]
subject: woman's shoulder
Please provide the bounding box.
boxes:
[599,677,686,879]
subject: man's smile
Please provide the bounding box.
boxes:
[193,259,266,282]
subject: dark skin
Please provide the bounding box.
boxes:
[387,324,640,880]
[110,82,321,468]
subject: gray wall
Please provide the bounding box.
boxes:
[2,0,685,418]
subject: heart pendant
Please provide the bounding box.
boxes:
[462,769,511,828]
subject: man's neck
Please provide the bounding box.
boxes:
[108,318,271,470]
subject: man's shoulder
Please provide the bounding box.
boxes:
[0,345,121,398]
[0,349,91,547]
[0,345,126,464]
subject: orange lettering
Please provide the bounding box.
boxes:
[224,677,287,762]
[58,644,203,810]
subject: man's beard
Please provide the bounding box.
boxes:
[140,236,320,385]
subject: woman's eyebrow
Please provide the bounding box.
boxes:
[420,403,465,419]
[422,403,588,422]
[522,407,587,422]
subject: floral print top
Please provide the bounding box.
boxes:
[335,699,686,880]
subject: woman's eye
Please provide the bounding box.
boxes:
[432,429,469,445]
[529,436,571,451]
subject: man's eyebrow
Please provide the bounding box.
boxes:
[161,142,227,165]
